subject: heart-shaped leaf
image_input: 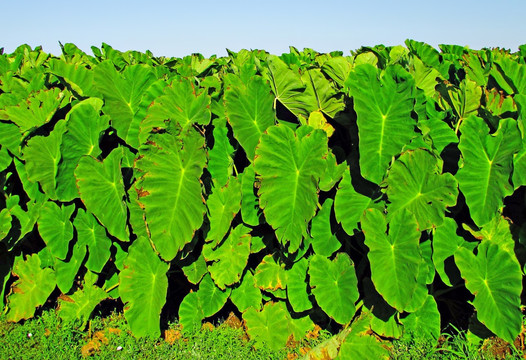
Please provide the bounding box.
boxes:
[37,201,74,260]
[455,241,522,344]
[362,208,427,312]
[6,253,56,322]
[75,148,129,241]
[119,237,169,337]
[254,125,327,252]
[309,253,359,324]
[203,224,251,290]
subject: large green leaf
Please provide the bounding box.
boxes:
[37,201,74,260]
[178,291,204,332]
[254,255,287,291]
[74,208,112,273]
[412,57,443,98]
[0,146,12,172]
[56,99,108,201]
[405,40,442,72]
[119,236,169,338]
[0,209,12,242]
[455,241,522,344]
[494,56,526,95]
[262,55,309,119]
[179,273,230,329]
[135,128,207,261]
[48,58,98,98]
[205,178,241,245]
[2,194,43,250]
[321,56,352,88]
[195,273,230,318]
[386,149,458,231]
[299,68,345,119]
[230,271,262,312]
[23,120,67,200]
[464,215,518,259]
[203,224,251,290]
[416,99,458,154]
[254,125,327,252]
[5,88,63,134]
[463,51,489,87]
[140,78,211,145]
[6,253,56,322]
[362,278,402,339]
[346,64,416,183]
[94,61,157,148]
[456,116,521,226]
[75,148,129,241]
[243,302,291,351]
[318,150,346,192]
[401,295,440,341]
[439,79,482,126]
[0,121,22,157]
[14,157,45,203]
[361,208,427,312]
[224,74,275,161]
[309,253,359,324]
[58,271,107,326]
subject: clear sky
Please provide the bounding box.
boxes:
[2,0,525,57]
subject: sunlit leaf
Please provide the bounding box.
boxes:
[254,125,327,252]
[135,127,206,260]
[455,241,522,344]
[346,64,416,183]
[6,253,56,322]
[75,148,129,241]
[119,237,169,337]
[203,224,251,290]
[456,116,521,226]
[309,253,359,324]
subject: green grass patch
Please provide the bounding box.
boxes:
[0,309,524,359]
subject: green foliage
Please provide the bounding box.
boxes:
[362,209,427,312]
[385,149,458,230]
[224,74,275,161]
[1,42,525,351]
[309,253,359,324]
[75,148,129,241]
[254,124,327,252]
[346,63,416,184]
[119,237,169,337]
[6,254,56,322]
[456,116,521,226]
[455,241,522,344]
[134,127,207,261]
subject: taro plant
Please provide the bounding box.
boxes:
[0,41,525,357]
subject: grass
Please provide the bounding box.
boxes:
[0,309,524,359]
[391,334,518,360]
[0,310,331,360]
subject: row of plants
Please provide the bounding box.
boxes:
[0,40,525,357]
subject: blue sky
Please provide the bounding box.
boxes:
[2,0,525,57]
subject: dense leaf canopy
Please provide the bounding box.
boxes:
[0,41,525,350]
